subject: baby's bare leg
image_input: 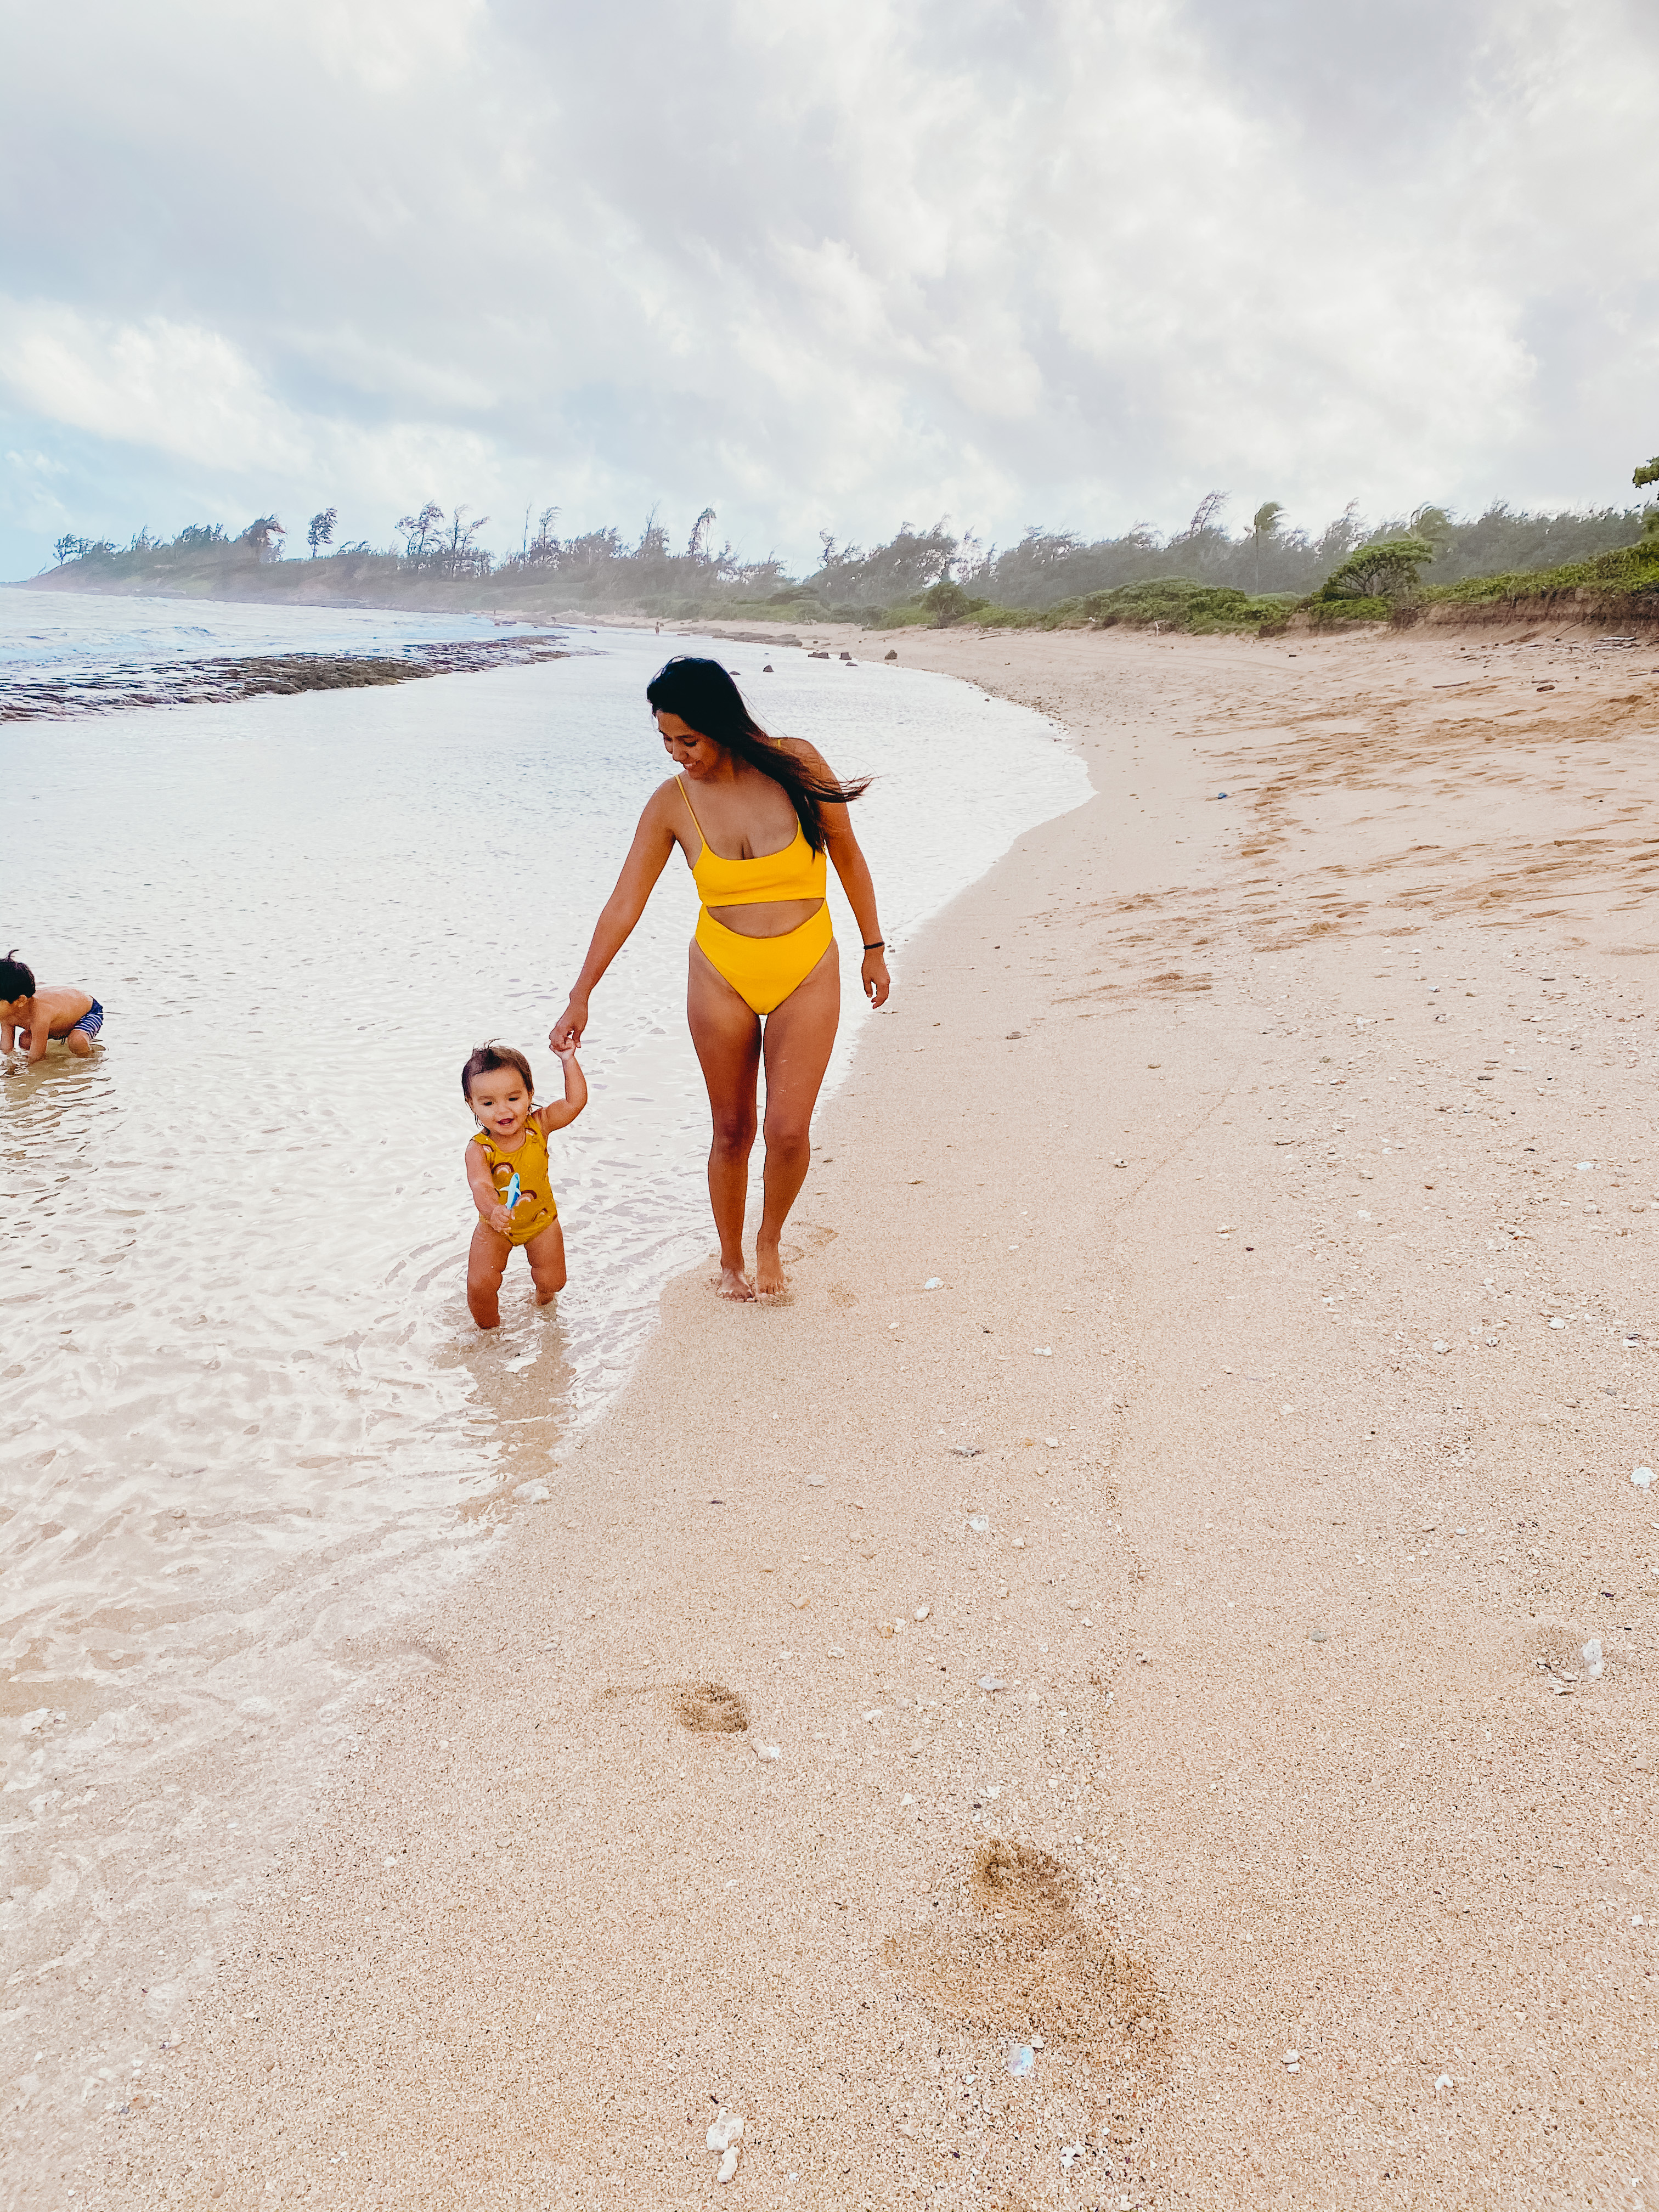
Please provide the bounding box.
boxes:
[523,1221,567,1305]
[467,1223,512,1329]
[65,1028,93,1058]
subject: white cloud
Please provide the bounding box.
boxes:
[0,304,310,473]
[0,0,1655,573]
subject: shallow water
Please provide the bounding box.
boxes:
[0,584,561,721]
[0,583,527,674]
[0,615,1086,2180]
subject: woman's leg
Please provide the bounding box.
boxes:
[687,945,764,1300]
[754,941,840,1295]
[467,1223,512,1329]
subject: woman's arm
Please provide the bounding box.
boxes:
[550,789,681,1049]
[791,740,891,1009]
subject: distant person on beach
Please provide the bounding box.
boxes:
[0,952,104,1063]
[463,1041,587,1329]
[550,655,889,1301]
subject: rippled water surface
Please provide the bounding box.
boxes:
[0,582,526,673]
[0,613,1085,2182]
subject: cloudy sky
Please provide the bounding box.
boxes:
[2,0,1655,577]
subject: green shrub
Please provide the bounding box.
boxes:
[1308,594,1392,625]
[1415,537,1659,610]
[1313,537,1435,603]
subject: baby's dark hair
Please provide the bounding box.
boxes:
[461,1041,534,1103]
[0,950,35,1001]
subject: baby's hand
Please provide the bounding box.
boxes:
[488,1203,513,1234]
[554,1039,580,1068]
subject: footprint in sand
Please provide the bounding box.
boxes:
[884,1838,1170,2081]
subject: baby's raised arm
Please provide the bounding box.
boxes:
[537,1042,589,1132]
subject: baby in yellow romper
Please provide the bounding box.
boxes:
[462,1040,586,1329]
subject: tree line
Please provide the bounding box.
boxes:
[44,465,1659,620]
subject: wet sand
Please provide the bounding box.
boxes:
[78,621,1657,2210]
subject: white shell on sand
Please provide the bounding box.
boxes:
[707,2111,744,2152]
[716,2145,741,2184]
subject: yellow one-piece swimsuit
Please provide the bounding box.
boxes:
[471,1120,558,1245]
[678,776,833,1015]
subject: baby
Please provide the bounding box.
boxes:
[463,1040,587,1329]
[0,951,104,1063]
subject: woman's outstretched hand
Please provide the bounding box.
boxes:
[550,996,588,1051]
[861,950,890,1008]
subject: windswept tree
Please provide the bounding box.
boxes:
[1312,501,1365,569]
[1180,490,1229,541]
[397,503,444,567]
[527,505,560,563]
[1636,456,1659,534]
[240,515,287,561]
[810,520,958,606]
[306,506,338,557]
[1314,535,1436,603]
[438,507,490,577]
[687,507,716,563]
[52,533,89,566]
[1250,501,1285,592]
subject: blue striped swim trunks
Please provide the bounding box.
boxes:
[69,998,104,1040]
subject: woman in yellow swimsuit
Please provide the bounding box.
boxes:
[550,656,890,1301]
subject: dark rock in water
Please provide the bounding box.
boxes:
[0,634,571,723]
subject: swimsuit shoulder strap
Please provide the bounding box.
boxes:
[676,775,707,846]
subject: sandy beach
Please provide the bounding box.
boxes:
[75,618,1658,2211]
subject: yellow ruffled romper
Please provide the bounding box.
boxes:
[471,1120,558,1245]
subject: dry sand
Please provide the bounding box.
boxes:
[72,620,1658,2210]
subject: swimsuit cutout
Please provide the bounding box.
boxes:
[471,1120,559,1245]
[678,776,833,1015]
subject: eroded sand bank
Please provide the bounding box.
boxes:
[81,623,1657,2210]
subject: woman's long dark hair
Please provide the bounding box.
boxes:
[646,655,870,853]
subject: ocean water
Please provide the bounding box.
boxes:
[0,582,531,675]
[0,601,1086,2179]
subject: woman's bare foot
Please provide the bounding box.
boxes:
[716,1263,755,1301]
[753,1241,789,1297]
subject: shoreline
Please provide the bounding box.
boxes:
[77,622,1657,2209]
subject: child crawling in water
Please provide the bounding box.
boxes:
[462,1041,586,1329]
[0,950,104,1063]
